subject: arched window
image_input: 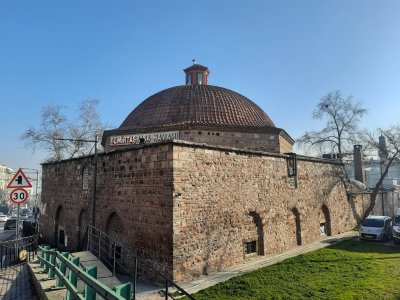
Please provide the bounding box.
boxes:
[78,209,89,249]
[197,72,203,84]
[55,205,65,248]
[320,204,332,236]
[245,211,264,256]
[186,73,192,85]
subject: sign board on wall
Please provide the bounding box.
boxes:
[110,131,180,146]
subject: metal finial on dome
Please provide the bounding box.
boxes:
[192,59,196,65]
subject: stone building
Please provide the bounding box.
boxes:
[40,63,365,282]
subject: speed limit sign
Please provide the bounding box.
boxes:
[9,188,29,204]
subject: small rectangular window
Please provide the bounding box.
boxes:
[198,72,203,84]
[320,223,326,235]
[245,241,257,255]
[187,73,192,85]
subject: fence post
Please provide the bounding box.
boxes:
[55,252,69,287]
[165,280,169,300]
[34,237,38,258]
[133,257,138,299]
[48,249,56,279]
[113,283,132,300]
[66,257,80,300]
[14,244,17,265]
[112,242,116,276]
[98,231,102,258]
[85,266,97,300]
[0,243,3,270]
[87,226,90,252]
[42,245,50,272]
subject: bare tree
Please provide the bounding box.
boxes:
[21,99,106,162]
[297,90,367,162]
[360,125,400,219]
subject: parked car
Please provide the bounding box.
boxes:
[359,215,392,242]
[4,218,17,230]
[0,214,8,222]
[392,208,400,245]
[19,214,29,220]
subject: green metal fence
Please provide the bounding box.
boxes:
[82,225,197,300]
[38,245,132,300]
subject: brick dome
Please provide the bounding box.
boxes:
[119,85,275,131]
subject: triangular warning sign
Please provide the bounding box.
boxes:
[7,168,32,188]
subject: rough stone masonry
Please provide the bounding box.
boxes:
[40,140,367,282]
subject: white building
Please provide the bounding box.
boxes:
[0,165,15,208]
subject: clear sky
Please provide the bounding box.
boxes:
[1,0,399,172]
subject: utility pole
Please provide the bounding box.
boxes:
[91,138,98,227]
[380,161,385,215]
[22,168,39,221]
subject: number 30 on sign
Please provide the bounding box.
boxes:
[9,188,29,204]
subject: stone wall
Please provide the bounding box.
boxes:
[171,143,365,281]
[180,129,291,153]
[41,158,92,250]
[40,143,175,277]
[279,134,294,154]
[104,129,293,154]
[40,140,367,283]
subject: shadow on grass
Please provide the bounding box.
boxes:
[269,239,400,268]
[325,239,400,254]
[303,255,400,264]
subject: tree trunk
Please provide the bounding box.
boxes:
[361,155,398,220]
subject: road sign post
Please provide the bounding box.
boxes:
[7,168,32,238]
[7,168,32,189]
[9,188,29,205]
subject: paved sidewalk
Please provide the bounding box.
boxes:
[179,231,358,294]
[0,263,37,300]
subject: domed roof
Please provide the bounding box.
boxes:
[119,85,275,131]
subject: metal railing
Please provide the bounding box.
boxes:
[0,235,38,270]
[83,225,196,300]
[38,245,132,300]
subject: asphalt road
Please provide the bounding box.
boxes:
[0,222,16,242]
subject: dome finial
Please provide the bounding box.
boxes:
[192,59,196,65]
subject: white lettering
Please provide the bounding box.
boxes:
[109,131,180,146]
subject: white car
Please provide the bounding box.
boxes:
[359,215,392,241]
[393,208,400,245]
[19,214,29,220]
[0,214,9,222]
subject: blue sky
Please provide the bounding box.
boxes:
[1,0,399,171]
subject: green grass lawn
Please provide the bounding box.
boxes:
[186,240,400,300]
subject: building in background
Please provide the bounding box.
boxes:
[0,165,15,213]
[346,139,400,216]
